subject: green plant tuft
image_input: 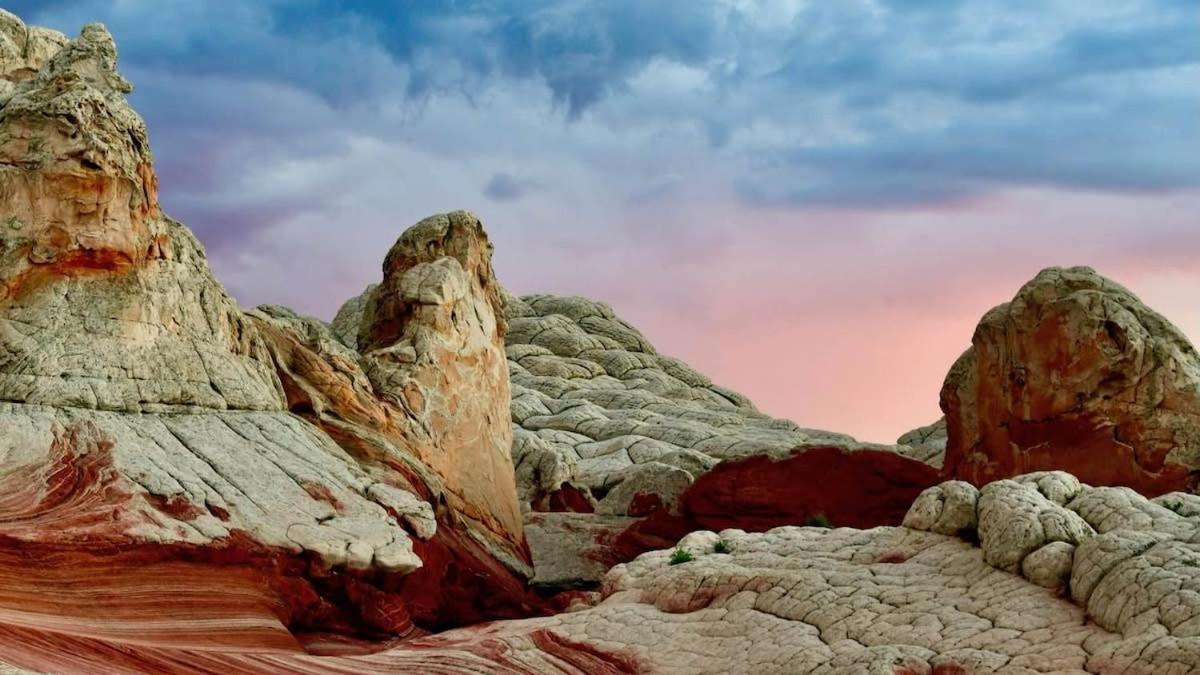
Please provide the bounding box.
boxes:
[804,513,832,528]
[669,547,695,565]
[713,539,733,554]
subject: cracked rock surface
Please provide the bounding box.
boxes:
[499,292,901,513]
[15,479,1200,674]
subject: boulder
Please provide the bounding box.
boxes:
[941,266,1200,494]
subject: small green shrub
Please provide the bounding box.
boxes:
[1164,501,1186,515]
[804,513,832,528]
[713,539,733,554]
[669,547,695,565]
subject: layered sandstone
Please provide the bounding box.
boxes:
[942,266,1200,493]
[0,12,535,641]
[5,470,1200,674]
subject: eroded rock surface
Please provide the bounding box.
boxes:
[942,266,1200,493]
[11,484,1200,674]
[331,210,529,577]
[897,417,947,466]
[0,12,536,641]
[500,292,893,514]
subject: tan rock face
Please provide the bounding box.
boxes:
[942,266,1200,494]
[0,12,539,640]
[337,211,524,555]
[0,20,157,282]
[0,17,283,413]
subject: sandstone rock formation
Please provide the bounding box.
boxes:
[941,266,1200,494]
[897,417,947,466]
[499,292,890,514]
[7,470,1200,674]
[331,210,526,569]
[6,9,1200,675]
[0,12,536,641]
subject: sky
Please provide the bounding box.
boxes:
[12,0,1200,443]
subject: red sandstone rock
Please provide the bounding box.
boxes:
[613,446,940,560]
[941,266,1200,495]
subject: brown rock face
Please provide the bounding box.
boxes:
[941,266,1200,494]
[613,446,941,560]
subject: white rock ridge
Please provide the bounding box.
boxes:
[500,292,889,513]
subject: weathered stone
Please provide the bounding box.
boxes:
[897,417,947,466]
[0,14,540,642]
[1022,541,1076,589]
[501,291,916,514]
[977,479,1094,573]
[336,211,524,556]
[0,19,283,414]
[902,480,979,536]
[942,266,1200,493]
[524,511,635,587]
[594,461,693,517]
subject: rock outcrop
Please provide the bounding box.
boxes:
[499,293,891,514]
[328,210,527,575]
[941,266,1200,494]
[0,12,536,641]
[7,470,1200,674]
[897,417,947,466]
[6,9,1200,675]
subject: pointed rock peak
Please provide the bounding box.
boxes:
[0,18,154,213]
[40,22,130,93]
[364,210,505,351]
[0,9,68,84]
[340,210,528,570]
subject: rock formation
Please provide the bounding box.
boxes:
[0,12,537,641]
[5,9,1200,675]
[942,266,1200,494]
[498,292,892,514]
[6,469,1200,674]
[897,417,947,466]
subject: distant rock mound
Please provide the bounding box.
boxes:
[501,293,870,514]
[941,266,1200,494]
[897,417,947,466]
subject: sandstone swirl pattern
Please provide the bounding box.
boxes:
[4,470,1200,673]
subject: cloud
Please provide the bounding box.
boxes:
[483,173,541,202]
[16,0,1199,217]
[11,0,1200,443]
